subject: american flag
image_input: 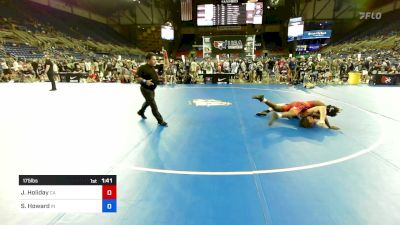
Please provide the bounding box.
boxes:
[181,0,193,21]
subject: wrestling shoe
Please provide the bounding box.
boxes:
[137,111,147,119]
[268,112,279,126]
[256,110,271,117]
[252,95,264,102]
[158,121,168,126]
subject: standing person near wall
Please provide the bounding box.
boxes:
[44,54,56,91]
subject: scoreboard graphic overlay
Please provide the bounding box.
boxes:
[19,175,117,213]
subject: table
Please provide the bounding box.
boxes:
[369,73,400,85]
[200,73,234,84]
[59,72,88,83]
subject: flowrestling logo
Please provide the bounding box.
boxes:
[359,12,382,20]
[190,99,232,107]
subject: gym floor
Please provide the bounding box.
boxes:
[1,83,399,225]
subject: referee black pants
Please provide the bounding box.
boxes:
[47,73,56,90]
[138,86,164,123]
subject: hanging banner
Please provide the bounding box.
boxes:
[296,45,307,52]
[308,44,321,52]
[302,30,332,40]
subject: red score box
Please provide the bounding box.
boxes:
[102,185,117,199]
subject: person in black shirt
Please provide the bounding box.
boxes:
[44,55,56,91]
[137,52,167,126]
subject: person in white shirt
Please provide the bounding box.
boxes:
[231,60,238,78]
[205,58,214,74]
[93,61,99,74]
[381,61,387,73]
[53,62,59,75]
[84,60,91,73]
[0,59,9,81]
[115,60,123,75]
[248,61,256,82]
[190,60,198,81]
[223,60,230,73]
[12,60,19,72]
[0,59,8,71]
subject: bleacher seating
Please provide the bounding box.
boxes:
[336,9,400,44]
[0,1,144,59]
[3,42,43,59]
[319,9,400,56]
[20,2,131,46]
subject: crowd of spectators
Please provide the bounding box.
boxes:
[0,54,142,83]
[162,51,400,85]
[1,49,399,85]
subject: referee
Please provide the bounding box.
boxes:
[137,52,168,126]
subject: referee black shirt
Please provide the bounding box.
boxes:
[137,64,159,90]
[45,59,54,75]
